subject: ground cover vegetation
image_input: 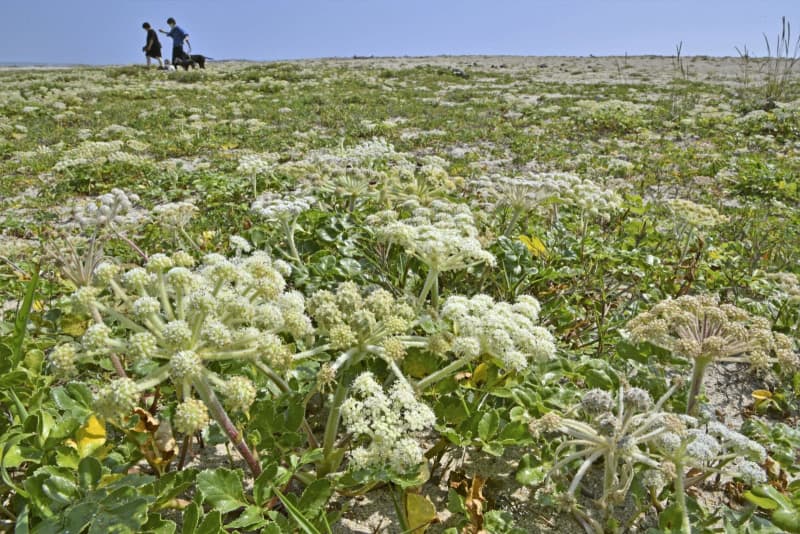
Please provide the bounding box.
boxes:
[0,53,799,533]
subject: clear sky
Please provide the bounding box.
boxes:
[1,1,799,65]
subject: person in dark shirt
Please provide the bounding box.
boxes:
[159,17,191,64]
[142,22,163,67]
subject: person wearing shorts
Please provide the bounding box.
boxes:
[160,17,190,64]
[142,22,163,67]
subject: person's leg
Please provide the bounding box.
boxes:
[157,56,163,67]
[146,56,151,67]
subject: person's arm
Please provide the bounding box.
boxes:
[184,35,191,52]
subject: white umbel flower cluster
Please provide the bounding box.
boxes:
[369,199,496,273]
[340,372,436,474]
[251,190,316,221]
[237,152,280,175]
[441,294,555,372]
[469,172,623,220]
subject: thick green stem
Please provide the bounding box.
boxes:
[88,305,127,378]
[503,207,523,237]
[193,378,261,476]
[415,355,475,392]
[686,358,711,415]
[673,461,691,534]
[417,268,440,310]
[178,227,201,253]
[602,449,616,510]
[319,375,350,476]
[282,219,303,267]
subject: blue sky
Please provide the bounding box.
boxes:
[1,1,799,64]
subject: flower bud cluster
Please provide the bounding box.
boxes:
[627,294,798,371]
[368,199,496,273]
[654,418,767,485]
[441,294,554,372]
[340,372,436,474]
[72,188,142,230]
[49,247,309,419]
[152,201,198,229]
[94,378,140,420]
[306,282,415,350]
[173,398,210,434]
[665,198,728,229]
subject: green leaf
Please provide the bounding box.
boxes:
[273,485,322,534]
[181,503,200,534]
[197,468,246,514]
[78,456,102,490]
[299,479,332,517]
[149,469,197,508]
[65,503,96,534]
[226,505,267,530]
[195,510,223,534]
[10,266,40,364]
[477,411,500,441]
[446,488,466,515]
[772,509,800,533]
[253,463,279,506]
[87,491,151,534]
[284,399,305,432]
[516,465,548,486]
[260,523,283,534]
[583,368,615,390]
[41,474,79,507]
[744,490,780,510]
[142,513,177,534]
[338,257,361,276]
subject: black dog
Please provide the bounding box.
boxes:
[173,54,209,70]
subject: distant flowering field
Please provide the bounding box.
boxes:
[0,58,799,533]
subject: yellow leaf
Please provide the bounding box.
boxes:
[471,363,489,386]
[405,492,436,533]
[61,315,89,337]
[33,300,45,312]
[519,235,548,258]
[67,415,107,459]
[751,389,772,401]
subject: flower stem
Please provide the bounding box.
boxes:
[503,207,523,237]
[319,374,350,476]
[686,358,710,415]
[415,355,475,392]
[113,230,148,261]
[673,461,691,533]
[193,378,261,476]
[417,268,439,310]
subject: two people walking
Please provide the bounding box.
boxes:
[141,17,191,68]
